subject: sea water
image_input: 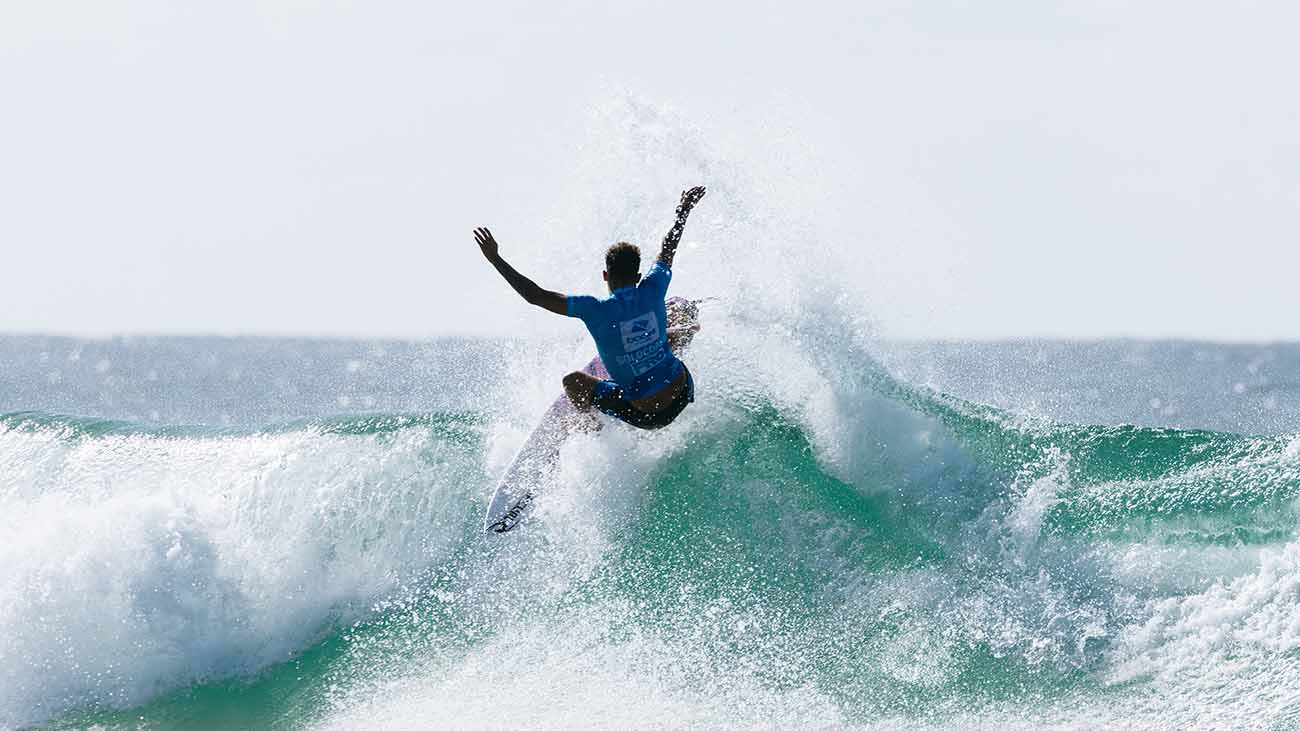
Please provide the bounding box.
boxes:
[4,100,1299,730]
[4,334,1298,730]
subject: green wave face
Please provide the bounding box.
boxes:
[18,376,1300,731]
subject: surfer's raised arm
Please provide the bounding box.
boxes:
[473,227,568,315]
[657,186,707,268]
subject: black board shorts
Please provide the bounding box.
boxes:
[593,366,695,430]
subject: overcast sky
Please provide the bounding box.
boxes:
[2,0,1296,341]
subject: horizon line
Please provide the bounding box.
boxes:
[2,330,1297,347]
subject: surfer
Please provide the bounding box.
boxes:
[473,185,707,430]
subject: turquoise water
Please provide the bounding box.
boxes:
[4,335,1300,730]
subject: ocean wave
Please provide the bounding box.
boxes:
[11,386,1300,729]
[0,412,483,729]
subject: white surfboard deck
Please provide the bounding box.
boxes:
[484,297,700,534]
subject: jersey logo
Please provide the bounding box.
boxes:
[620,312,660,351]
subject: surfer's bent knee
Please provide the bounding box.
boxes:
[562,371,594,409]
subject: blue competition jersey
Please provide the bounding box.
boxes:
[565,262,684,401]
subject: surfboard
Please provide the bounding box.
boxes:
[484,297,700,534]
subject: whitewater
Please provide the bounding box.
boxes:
[4,101,1300,730]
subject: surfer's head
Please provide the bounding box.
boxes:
[604,242,641,291]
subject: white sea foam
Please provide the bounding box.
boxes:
[314,601,849,731]
[0,422,475,728]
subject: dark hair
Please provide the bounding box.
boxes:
[605,241,641,279]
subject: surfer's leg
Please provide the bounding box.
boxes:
[562,371,600,410]
[561,371,603,431]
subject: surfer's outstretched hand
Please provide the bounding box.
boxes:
[473,227,499,259]
[678,186,707,215]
